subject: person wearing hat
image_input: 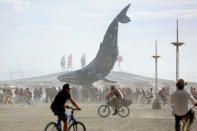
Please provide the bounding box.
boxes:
[171,79,197,131]
[51,84,81,131]
[105,85,123,115]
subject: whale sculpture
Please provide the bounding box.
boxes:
[58,4,131,88]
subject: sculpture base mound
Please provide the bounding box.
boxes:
[152,99,161,110]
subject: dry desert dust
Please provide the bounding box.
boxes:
[0,103,197,131]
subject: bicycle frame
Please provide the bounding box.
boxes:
[45,107,85,131]
[57,109,77,130]
[106,99,116,111]
[181,116,191,131]
[68,110,76,124]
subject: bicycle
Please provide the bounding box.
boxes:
[171,105,195,131]
[98,98,130,117]
[44,107,86,131]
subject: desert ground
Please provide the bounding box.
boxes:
[0,103,197,131]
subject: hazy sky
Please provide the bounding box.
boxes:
[0,0,197,82]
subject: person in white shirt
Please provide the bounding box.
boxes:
[171,79,197,131]
[105,85,123,115]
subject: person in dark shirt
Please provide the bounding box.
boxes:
[51,84,81,131]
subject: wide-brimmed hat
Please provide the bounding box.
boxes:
[176,79,187,87]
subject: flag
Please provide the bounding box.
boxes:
[118,55,123,67]
[81,53,86,68]
[60,55,65,69]
[67,54,72,69]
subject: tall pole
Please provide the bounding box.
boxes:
[171,20,184,81]
[152,40,161,109]
[155,41,158,99]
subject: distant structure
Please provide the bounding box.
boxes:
[58,4,131,88]
[60,55,66,70]
[118,55,123,71]
[171,20,184,82]
[9,67,24,88]
[152,40,161,110]
[81,53,86,68]
[67,54,73,71]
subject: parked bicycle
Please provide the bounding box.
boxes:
[98,98,130,117]
[44,106,86,131]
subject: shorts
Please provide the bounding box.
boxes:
[53,111,67,122]
[111,97,122,106]
[160,95,164,99]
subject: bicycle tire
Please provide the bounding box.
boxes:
[44,122,60,131]
[98,105,110,117]
[118,105,130,117]
[68,121,86,131]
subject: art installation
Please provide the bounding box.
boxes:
[58,4,131,88]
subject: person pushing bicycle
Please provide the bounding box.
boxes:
[105,85,123,115]
[170,79,197,131]
[51,84,81,131]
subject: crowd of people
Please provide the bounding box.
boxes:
[0,84,196,107]
[131,87,170,105]
[0,86,166,106]
[0,87,43,105]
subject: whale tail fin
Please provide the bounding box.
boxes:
[117,4,131,24]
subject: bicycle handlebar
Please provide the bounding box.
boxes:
[66,106,81,111]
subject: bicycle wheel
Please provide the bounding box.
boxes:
[68,121,86,131]
[98,105,110,117]
[44,122,59,131]
[118,106,130,117]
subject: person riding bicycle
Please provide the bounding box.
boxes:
[51,84,81,131]
[170,79,197,131]
[105,85,123,115]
